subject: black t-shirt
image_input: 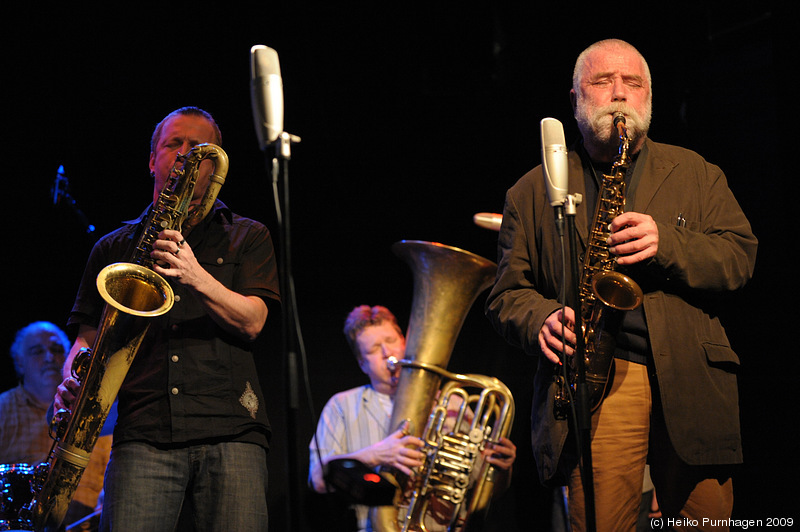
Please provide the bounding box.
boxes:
[68,200,281,449]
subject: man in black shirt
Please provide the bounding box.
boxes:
[56,106,280,531]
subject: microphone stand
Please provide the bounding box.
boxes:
[266,131,303,530]
[53,166,96,235]
[562,193,596,532]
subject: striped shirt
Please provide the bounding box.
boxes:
[309,385,392,531]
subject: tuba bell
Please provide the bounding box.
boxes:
[371,240,515,532]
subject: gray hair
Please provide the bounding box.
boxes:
[572,39,652,94]
[9,321,69,381]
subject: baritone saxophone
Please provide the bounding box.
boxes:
[24,143,228,532]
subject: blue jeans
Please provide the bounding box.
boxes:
[100,441,268,532]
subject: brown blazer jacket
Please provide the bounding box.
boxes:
[485,138,757,484]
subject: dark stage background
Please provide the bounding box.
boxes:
[4,4,790,531]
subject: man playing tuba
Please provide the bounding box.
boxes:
[309,305,516,531]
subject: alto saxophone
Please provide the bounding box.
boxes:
[23,143,228,532]
[554,113,643,416]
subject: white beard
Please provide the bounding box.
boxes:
[575,99,652,152]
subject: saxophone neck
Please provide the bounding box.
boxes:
[133,143,228,263]
[613,112,630,168]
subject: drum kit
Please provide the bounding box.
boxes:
[1,463,36,531]
[1,462,103,532]
[1,402,116,531]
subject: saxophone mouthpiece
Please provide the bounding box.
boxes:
[613,112,627,139]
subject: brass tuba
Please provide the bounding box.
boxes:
[554,113,643,416]
[24,143,228,532]
[371,240,515,532]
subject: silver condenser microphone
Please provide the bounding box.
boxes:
[540,117,569,208]
[250,45,284,149]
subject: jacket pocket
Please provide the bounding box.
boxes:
[703,342,740,372]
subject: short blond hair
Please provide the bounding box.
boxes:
[343,305,402,360]
[150,106,222,153]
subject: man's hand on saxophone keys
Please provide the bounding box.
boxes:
[539,307,577,365]
[150,229,208,289]
[607,211,659,265]
[54,377,80,413]
[53,326,97,413]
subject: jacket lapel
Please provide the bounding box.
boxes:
[629,139,677,213]
[568,150,589,248]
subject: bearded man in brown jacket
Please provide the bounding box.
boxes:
[485,39,757,532]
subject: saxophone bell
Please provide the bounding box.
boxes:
[591,270,643,312]
[25,263,175,531]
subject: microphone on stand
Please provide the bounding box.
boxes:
[540,117,569,235]
[250,44,304,529]
[540,117,569,206]
[541,117,596,531]
[52,165,95,234]
[53,165,67,205]
[250,44,284,150]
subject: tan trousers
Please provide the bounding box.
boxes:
[567,359,734,532]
